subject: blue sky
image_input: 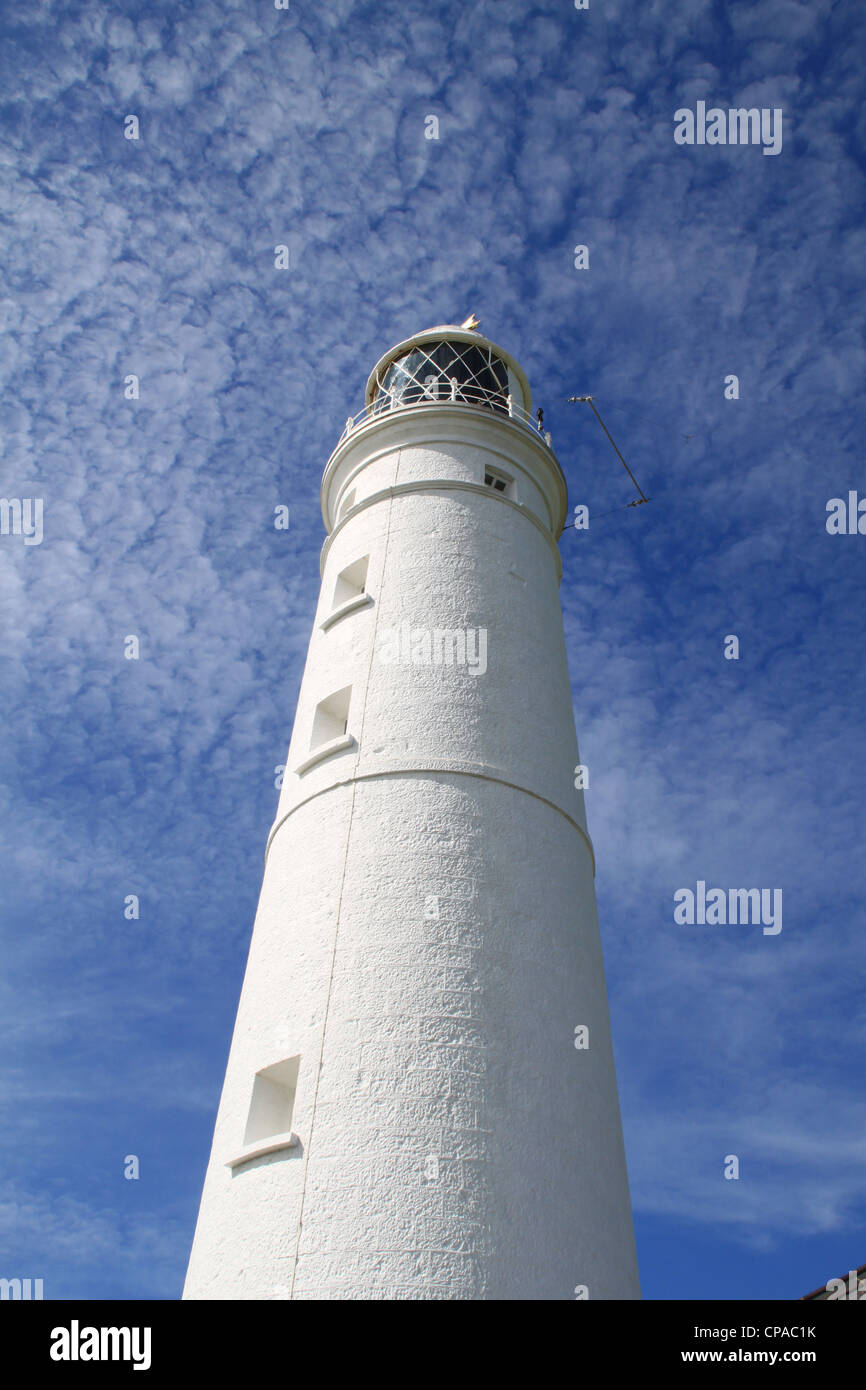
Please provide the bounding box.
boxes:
[1,0,865,1300]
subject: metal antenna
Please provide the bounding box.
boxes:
[566,395,650,506]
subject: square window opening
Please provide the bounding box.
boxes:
[333,556,369,608]
[311,686,352,749]
[243,1057,300,1146]
[484,468,514,498]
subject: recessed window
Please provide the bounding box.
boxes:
[294,685,356,775]
[244,1057,300,1146]
[320,557,373,631]
[311,686,351,749]
[225,1056,301,1168]
[484,468,514,497]
[333,556,368,608]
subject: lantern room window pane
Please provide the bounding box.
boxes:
[373,340,510,415]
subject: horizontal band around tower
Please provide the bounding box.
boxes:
[320,402,569,535]
[265,762,595,874]
[320,478,564,585]
[327,427,560,533]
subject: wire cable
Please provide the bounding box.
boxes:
[561,496,651,531]
[566,395,650,504]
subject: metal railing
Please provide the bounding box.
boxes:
[336,386,554,449]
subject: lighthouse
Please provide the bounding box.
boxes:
[183,323,641,1300]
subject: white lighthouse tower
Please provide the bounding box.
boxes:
[183,323,640,1301]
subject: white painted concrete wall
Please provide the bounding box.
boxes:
[184,358,640,1301]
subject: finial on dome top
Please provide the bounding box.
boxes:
[459,313,480,331]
